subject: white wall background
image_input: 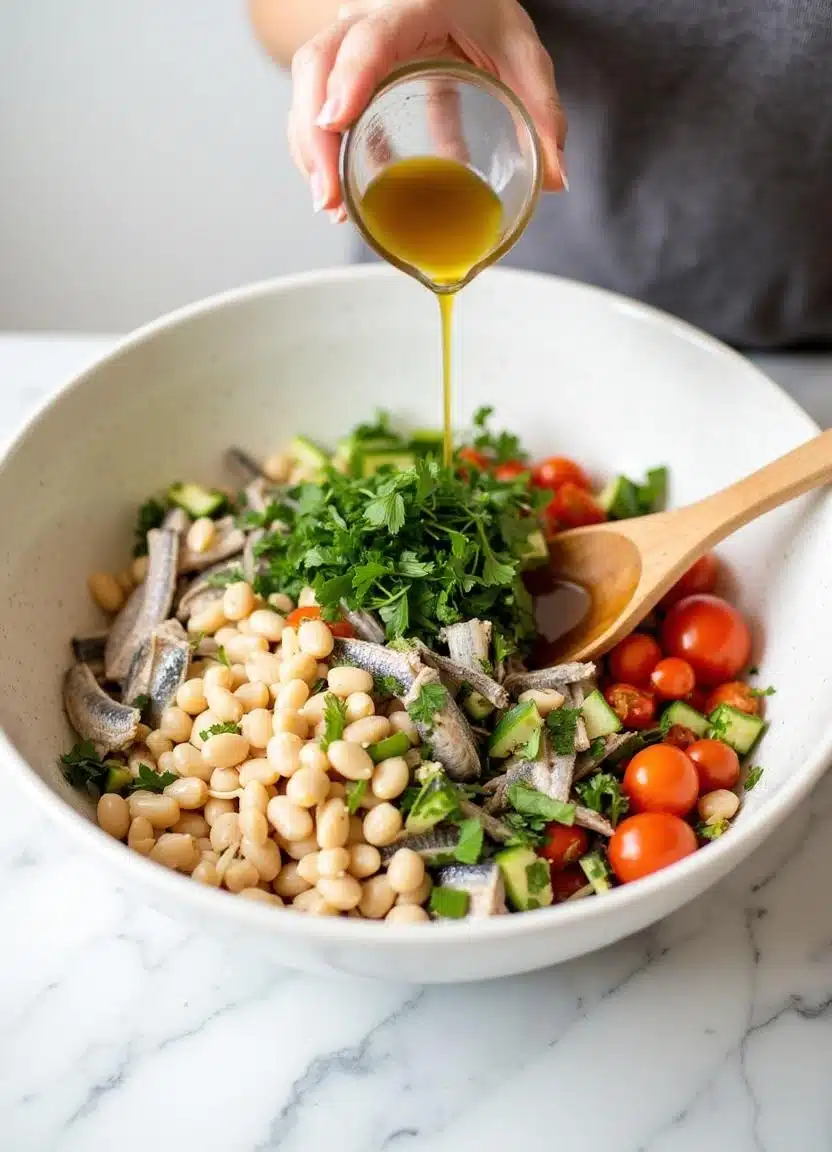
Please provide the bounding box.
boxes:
[0,1,350,333]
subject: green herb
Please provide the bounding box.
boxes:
[204,566,245,588]
[748,666,759,676]
[525,859,550,894]
[750,685,776,698]
[639,467,668,513]
[216,646,231,668]
[454,818,484,865]
[580,851,612,893]
[60,741,108,795]
[320,694,348,751]
[237,500,288,531]
[130,693,150,712]
[546,707,581,755]
[507,782,575,825]
[492,630,511,667]
[128,763,178,794]
[189,632,205,654]
[697,818,729,840]
[345,780,367,815]
[399,785,422,815]
[310,677,327,695]
[470,406,527,465]
[659,709,675,736]
[133,496,167,557]
[429,886,470,919]
[575,772,629,826]
[745,764,764,791]
[199,721,242,740]
[374,673,406,699]
[588,737,606,761]
[708,711,729,741]
[407,682,448,730]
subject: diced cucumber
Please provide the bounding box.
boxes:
[405,770,459,834]
[488,701,543,759]
[103,763,133,794]
[367,731,411,763]
[643,467,668,512]
[708,704,765,755]
[167,482,227,519]
[360,450,416,477]
[429,886,470,918]
[581,690,622,739]
[463,690,494,721]
[579,851,612,894]
[519,529,549,568]
[290,435,329,471]
[599,475,642,520]
[408,429,445,454]
[661,700,710,737]
[496,846,553,912]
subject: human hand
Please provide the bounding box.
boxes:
[288,0,567,219]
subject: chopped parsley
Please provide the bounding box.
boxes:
[750,685,776,699]
[697,818,729,841]
[129,763,177,794]
[215,646,231,668]
[199,721,241,740]
[744,764,764,791]
[374,673,406,699]
[130,693,150,712]
[470,406,527,465]
[429,886,470,919]
[345,780,367,815]
[525,859,550,894]
[575,772,629,826]
[454,818,484,865]
[407,682,449,729]
[133,496,167,557]
[60,741,108,795]
[546,706,581,755]
[588,737,606,761]
[320,694,348,751]
[205,567,245,588]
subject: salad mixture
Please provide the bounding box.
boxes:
[63,411,769,922]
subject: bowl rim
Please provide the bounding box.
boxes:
[2,264,829,947]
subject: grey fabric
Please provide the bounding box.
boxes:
[356,0,832,349]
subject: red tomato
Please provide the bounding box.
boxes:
[704,681,760,717]
[540,824,589,869]
[687,739,741,792]
[551,867,589,902]
[545,483,606,532]
[661,594,751,686]
[660,552,720,609]
[650,656,696,701]
[622,743,699,816]
[663,724,697,751]
[285,604,355,638]
[531,456,590,492]
[493,460,528,483]
[604,683,656,730]
[686,686,710,713]
[609,813,698,884]
[458,447,490,470]
[608,633,663,687]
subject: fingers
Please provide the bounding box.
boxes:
[425,77,470,165]
[501,31,568,192]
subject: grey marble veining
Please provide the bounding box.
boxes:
[1,337,831,1152]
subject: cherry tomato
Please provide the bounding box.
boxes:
[663,724,697,750]
[531,456,590,492]
[650,656,696,701]
[458,447,490,471]
[660,552,720,609]
[622,743,699,816]
[493,460,528,483]
[604,683,656,730]
[704,681,760,717]
[687,739,741,792]
[540,824,589,869]
[285,604,355,638]
[686,686,710,713]
[661,594,751,686]
[545,483,606,532]
[608,813,698,884]
[551,867,589,902]
[608,632,663,687]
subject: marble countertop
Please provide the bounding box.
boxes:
[2,335,832,1152]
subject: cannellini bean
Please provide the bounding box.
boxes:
[238,887,283,905]
[177,677,208,715]
[266,732,303,777]
[347,843,381,879]
[297,852,320,885]
[386,848,425,894]
[316,796,349,849]
[293,889,338,916]
[158,749,177,777]
[116,568,134,594]
[204,664,234,692]
[128,746,155,777]
[327,740,373,782]
[204,685,243,726]
[128,791,180,829]
[159,706,193,744]
[210,811,241,852]
[277,679,310,712]
[269,592,295,614]
[344,716,391,745]
[248,609,285,642]
[240,779,269,813]
[698,789,740,822]
[517,688,566,716]
[225,634,269,663]
[164,776,209,809]
[188,601,227,636]
[223,581,255,621]
[279,834,319,860]
[388,711,420,746]
[135,723,152,743]
[386,904,430,924]
[241,708,273,750]
[362,803,403,847]
[146,730,173,760]
[317,874,362,910]
[298,619,334,660]
[196,840,215,856]
[359,790,385,811]
[224,858,260,893]
[150,832,197,872]
[317,847,350,878]
[172,812,210,838]
[235,681,270,712]
[127,815,155,855]
[281,625,300,659]
[192,860,221,886]
[204,797,236,825]
[298,585,318,607]
[236,616,253,636]
[187,517,216,555]
[344,692,375,723]
[246,652,283,685]
[97,794,130,840]
[272,710,309,739]
[298,741,329,773]
[131,554,149,583]
[371,756,410,801]
[395,874,433,907]
[327,666,373,698]
[279,652,319,686]
[239,806,269,845]
[214,627,239,647]
[88,572,125,614]
[189,710,218,751]
[273,861,311,899]
[201,733,250,770]
[172,741,212,780]
[358,875,396,919]
[286,764,331,808]
[263,451,292,483]
[210,767,241,793]
[347,814,366,843]
[238,757,280,787]
[299,692,329,722]
[229,663,248,690]
[267,796,314,842]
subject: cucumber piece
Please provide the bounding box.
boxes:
[290,435,329,471]
[662,700,710,737]
[409,429,445,454]
[581,690,623,739]
[579,851,612,894]
[642,467,668,512]
[405,770,459,834]
[599,475,642,520]
[463,690,494,721]
[519,529,549,568]
[708,704,765,755]
[367,731,411,763]
[496,846,553,912]
[167,482,227,519]
[103,763,132,794]
[488,701,543,759]
[429,887,470,919]
[360,450,416,477]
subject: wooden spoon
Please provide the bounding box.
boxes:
[546,429,832,662]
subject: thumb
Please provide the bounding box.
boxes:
[500,35,567,191]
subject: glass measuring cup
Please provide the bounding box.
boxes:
[340,60,542,293]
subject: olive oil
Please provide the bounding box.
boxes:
[360,156,503,465]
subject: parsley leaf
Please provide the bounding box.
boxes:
[129,763,178,794]
[215,646,231,668]
[750,685,776,698]
[745,765,764,791]
[546,707,581,755]
[470,406,527,464]
[697,818,729,840]
[507,782,575,825]
[407,682,448,729]
[364,489,406,535]
[454,818,484,865]
[575,772,629,826]
[525,859,550,894]
[374,673,406,699]
[320,694,348,751]
[133,496,167,557]
[345,780,367,815]
[204,566,245,588]
[199,721,241,739]
[130,694,150,712]
[60,741,108,795]
[588,737,606,761]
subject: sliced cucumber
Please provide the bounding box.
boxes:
[488,701,543,759]
[290,435,329,472]
[167,482,227,519]
[662,700,710,737]
[599,475,642,520]
[405,770,459,834]
[519,529,549,568]
[408,429,445,454]
[367,731,411,763]
[581,690,622,740]
[360,450,416,477]
[496,846,553,912]
[580,851,612,894]
[708,704,765,755]
[104,763,133,794]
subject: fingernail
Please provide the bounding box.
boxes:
[316,98,342,128]
[328,205,347,224]
[557,148,569,192]
[311,171,326,213]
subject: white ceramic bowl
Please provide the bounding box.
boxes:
[2,267,831,983]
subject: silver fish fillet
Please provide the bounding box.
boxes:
[458,798,513,844]
[179,517,246,574]
[573,731,641,782]
[227,446,263,481]
[504,662,596,696]
[162,507,191,536]
[483,757,560,813]
[243,529,267,583]
[403,667,482,782]
[105,528,179,683]
[411,639,509,710]
[331,638,420,688]
[442,619,492,669]
[63,663,141,754]
[573,805,615,837]
[434,862,507,917]
[341,608,386,645]
[71,633,108,676]
[121,619,191,726]
[175,559,243,622]
[381,824,459,863]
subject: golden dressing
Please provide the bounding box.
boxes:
[360,156,503,464]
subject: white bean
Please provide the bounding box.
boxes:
[347,843,381,879]
[269,592,295,614]
[128,791,180,829]
[299,742,330,773]
[172,812,210,838]
[204,685,243,727]
[281,625,300,659]
[395,874,433,907]
[188,601,228,636]
[235,681,270,712]
[164,776,209,809]
[273,861,311,899]
[698,789,740,822]
[388,711,420,746]
[317,874,362,910]
[263,451,292,482]
[223,581,255,621]
[210,766,241,793]
[224,858,260,893]
[272,710,309,739]
[204,664,234,692]
[327,740,373,782]
[201,733,250,770]
[225,634,269,663]
[172,741,212,780]
[276,679,311,712]
[238,757,280,787]
[299,692,329,722]
[298,586,318,607]
[371,756,410,801]
[344,692,374,724]
[317,846,350,878]
[248,609,285,642]
[187,517,216,555]
[517,688,566,716]
[176,677,208,715]
[279,652,319,686]
[292,890,338,916]
[298,619,334,660]
[362,803,403,847]
[344,716,391,745]
[150,833,197,872]
[386,904,430,924]
[386,848,425,894]
[297,852,321,885]
[210,811,241,853]
[192,860,221,886]
[358,875,396,919]
[127,816,155,855]
[267,796,314,842]
[246,652,283,685]
[286,764,331,808]
[279,834,319,860]
[316,797,350,849]
[238,887,283,905]
[146,730,173,760]
[327,666,373,698]
[240,779,269,813]
[97,793,130,839]
[241,708,273,750]
[204,797,236,825]
[88,572,125,614]
[266,732,303,777]
[159,706,193,744]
